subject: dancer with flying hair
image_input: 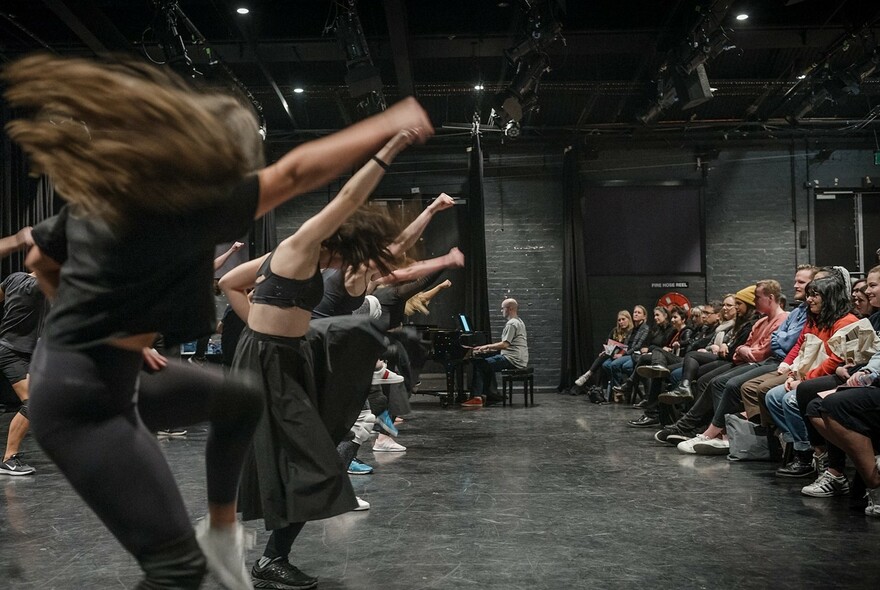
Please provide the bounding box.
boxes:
[4,53,431,590]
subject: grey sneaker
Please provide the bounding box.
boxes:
[0,454,35,476]
[801,470,850,497]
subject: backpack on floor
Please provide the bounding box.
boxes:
[725,413,770,461]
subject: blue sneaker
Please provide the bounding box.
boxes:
[347,458,374,475]
[376,410,399,437]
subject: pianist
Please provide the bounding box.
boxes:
[462,298,529,408]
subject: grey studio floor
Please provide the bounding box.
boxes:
[1,393,879,590]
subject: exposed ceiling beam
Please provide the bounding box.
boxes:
[383,0,415,97]
[42,0,132,54]
[177,28,877,65]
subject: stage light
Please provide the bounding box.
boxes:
[474,84,484,90]
[236,7,250,15]
[293,87,304,94]
[735,13,749,21]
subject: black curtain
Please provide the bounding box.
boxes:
[2,101,58,276]
[252,210,277,258]
[465,133,491,335]
[559,146,592,390]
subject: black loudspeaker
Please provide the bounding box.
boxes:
[674,64,713,110]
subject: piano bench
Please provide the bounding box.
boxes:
[501,368,535,407]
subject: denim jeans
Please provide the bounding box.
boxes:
[608,354,634,386]
[765,383,811,451]
[470,353,514,398]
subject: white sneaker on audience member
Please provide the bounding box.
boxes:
[574,371,591,387]
[692,437,729,456]
[194,516,253,590]
[372,364,404,385]
[354,496,370,511]
[373,438,406,452]
[677,434,712,455]
[801,470,850,497]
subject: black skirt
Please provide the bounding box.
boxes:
[234,316,386,530]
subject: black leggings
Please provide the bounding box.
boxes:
[29,342,261,578]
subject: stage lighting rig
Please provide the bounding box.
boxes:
[335,2,386,116]
[489,0,564,137]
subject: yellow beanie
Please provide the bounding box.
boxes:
[735,285,756,307]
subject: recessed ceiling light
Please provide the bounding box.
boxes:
[236,7,250,15]
[710,87,718,92]
[293,87,304,94]
[498,2,511,7]
[735,13,749,21]
[474,84,484,90]
[797,74,806,79]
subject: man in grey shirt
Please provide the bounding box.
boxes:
[462,298,529,408]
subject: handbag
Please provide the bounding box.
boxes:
[725,413,770,461]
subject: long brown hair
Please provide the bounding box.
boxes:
[322,205,403,276]
[3,54,260,223]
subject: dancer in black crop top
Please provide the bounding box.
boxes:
[220,130,419,588]
[7,52,432,590]
[251,252,324,311]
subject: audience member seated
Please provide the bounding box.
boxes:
[671,280,788,454]
[625,300,723,427]
[765,271,859,477]
[604,305,650,389]
[617,305,686,404]
[570,309,633,394]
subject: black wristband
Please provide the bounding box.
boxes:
[371,155,390,170]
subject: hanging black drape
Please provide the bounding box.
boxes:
[465,133,491,335]
[2,101,59,276]
[252,210,277,257]
[559,146,592,390]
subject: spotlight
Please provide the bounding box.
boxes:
[504,120,521,138]
[474,84,484,91]
[236,7,250,15]
[735,13,749,21]
[293,87,304,94]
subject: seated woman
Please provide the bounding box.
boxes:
[614,305,681,402]
[570,309,633,393]
[764,271,859,478]
[604,305,650,389]
[853,279,879,320]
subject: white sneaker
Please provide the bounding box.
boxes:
[574,371,590,387]
[801,470,850,497]
[372,364,405,385]
[677,434,711,455]
[692,437,730,456]
[373,438,407,452]
[194,517,253,590]
[354,496,370,511]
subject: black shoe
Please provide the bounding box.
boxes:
[776,456,816,478]
[613,380,634,394]
[666,430,695,444]
[658,386,693,405]
[252,559,318,590]
[636,364,670,379]
[654,426,685,445]
[627,414,660,428]
[485,395,505,407]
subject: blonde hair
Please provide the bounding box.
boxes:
[3,54,262,223]
[612,309,633,341]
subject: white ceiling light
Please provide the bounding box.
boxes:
[293,87,304,94]
[236,7,250,15]
[735,13,749,21]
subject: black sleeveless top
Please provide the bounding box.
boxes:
[251,251,324,312]
[311,268,367,319]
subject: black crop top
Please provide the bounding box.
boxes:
[251,251,324,311]
[311,268,367,319]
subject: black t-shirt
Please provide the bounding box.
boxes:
[0,272,48,354]
[31,175,259,349]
